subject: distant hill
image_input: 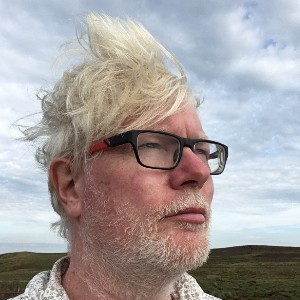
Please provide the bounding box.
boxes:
[190,245,300,299]
[211,244,300,259]
[0,252,66,274]
[0,245,299,300]
[0,252,66,300]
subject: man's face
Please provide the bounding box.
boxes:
[77,103,214,274]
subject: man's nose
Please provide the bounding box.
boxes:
[169,147,211,190]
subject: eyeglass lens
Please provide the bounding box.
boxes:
[136,132,224,173]
[137,132,180,168]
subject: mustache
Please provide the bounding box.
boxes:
[151,192,211,221]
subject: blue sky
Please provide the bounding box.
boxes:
[1,0,299,254]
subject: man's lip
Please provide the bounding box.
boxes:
[164,207,206,224]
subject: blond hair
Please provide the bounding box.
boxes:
[22,13,195,241]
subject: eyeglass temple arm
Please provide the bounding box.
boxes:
[209,151,219,160]
[90,140,109,154]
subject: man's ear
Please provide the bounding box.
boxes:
[50,158,82,218]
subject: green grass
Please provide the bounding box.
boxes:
[0,245,299,300]
[189,245,300,299]
[0,252,66,299]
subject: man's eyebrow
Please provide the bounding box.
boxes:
[155,127,209,140]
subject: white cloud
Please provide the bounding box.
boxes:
[212,203,300,231]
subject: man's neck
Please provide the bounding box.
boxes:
[62,252,179,300]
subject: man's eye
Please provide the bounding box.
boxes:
[139,143,162,149]
[195,148,209,157]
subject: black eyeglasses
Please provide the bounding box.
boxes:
[90,130,228,175]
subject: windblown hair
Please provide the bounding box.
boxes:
[22,13,195,241]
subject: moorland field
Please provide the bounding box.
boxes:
[0,245,299,300]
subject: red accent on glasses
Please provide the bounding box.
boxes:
[89,140,109,154]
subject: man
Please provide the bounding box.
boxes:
[12,13,228,300]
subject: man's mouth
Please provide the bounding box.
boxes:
[164,207,206,224]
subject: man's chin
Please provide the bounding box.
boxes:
[155,229,210,273]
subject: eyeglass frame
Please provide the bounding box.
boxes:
[89,130,228,175]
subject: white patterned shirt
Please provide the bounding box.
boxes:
[9,257,221,300]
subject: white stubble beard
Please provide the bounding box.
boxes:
[80,187,211,281]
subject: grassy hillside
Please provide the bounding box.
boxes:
[0,245,299,299]
[0,252,66,299]
[190,245,300,299]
